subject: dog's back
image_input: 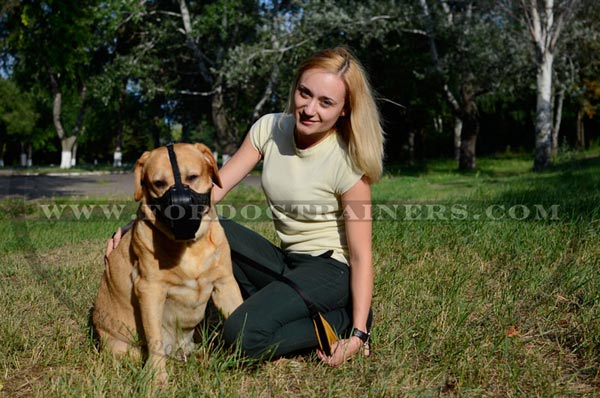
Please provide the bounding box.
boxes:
[93,230,144,358]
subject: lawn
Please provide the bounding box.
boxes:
[1,153,599,397]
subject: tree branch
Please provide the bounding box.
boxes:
[438,0,453,25]
[418,0,441,70]
[155,87,216,96]
[376,97,406,109]
[549,0,579,51]
[177,0,214,85]
[418,0,461,114]
[400,28,428,36]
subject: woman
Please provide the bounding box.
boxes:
[108,47,384,366]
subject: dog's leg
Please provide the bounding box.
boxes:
[210,248,243,318]
[212,273,244,318]
[135,278,169,386]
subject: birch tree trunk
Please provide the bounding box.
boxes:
[27,144,32,167]
[407,129,416,165]
[113,79,126,167]
[534,50,554,170]
[522,0,579,170]
[20,141,27,167]
[551,86,565,156]
[418,0,479,170]
[576,107,585,149]
[459,86,479,170]
[453,117,463,162]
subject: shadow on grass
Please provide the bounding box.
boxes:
[384,161,430,177]
[386,154,533,178]
[384,154,599,223]
[488,156,600,222]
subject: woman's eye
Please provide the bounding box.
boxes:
[186,175,198,183]
[154,180,166,189]
[298,87,310,98]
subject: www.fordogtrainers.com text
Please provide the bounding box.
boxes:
[37,202,561,222]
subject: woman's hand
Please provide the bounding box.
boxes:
[103,221,133,266]
[316,336,370,367]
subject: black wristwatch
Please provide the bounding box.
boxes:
[351,327,370,345]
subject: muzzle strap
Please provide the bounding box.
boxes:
[166,143,183,186]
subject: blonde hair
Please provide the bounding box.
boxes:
[285,47,385,183]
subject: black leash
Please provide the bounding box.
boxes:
[230,249,337,355]
[230,250,333,316]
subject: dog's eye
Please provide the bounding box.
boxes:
[186,175,198,183]
[153,180,166,189]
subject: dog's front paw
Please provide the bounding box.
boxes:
[153,369,168,388]
[144,366,168,389]
[143,357,169,389]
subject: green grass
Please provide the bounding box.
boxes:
[1,153,599,397]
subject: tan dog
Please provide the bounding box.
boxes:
[92,143,243,386]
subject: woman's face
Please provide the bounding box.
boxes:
[293,68,347,147]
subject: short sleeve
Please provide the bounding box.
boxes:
[333,153,364,195]
[249,113,279,155]
[334,165,363,195]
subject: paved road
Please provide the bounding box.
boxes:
[0,171,261,199]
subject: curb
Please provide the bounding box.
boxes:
[0,170,132,177]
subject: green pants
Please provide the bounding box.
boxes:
[221,218,354,358]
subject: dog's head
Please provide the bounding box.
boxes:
[134,143,222,241]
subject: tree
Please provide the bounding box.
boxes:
[413,0,516,170]
[553,1,600,151]
[101,0,394,159]
[1,0,107,168]
[0,78,39,166]
[93,0,274,156]
[176,0,289,155]
[517,0,580,170]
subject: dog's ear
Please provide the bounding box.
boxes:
[194,143,222,188]
[134,151,152,201]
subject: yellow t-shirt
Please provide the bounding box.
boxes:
[249,113,363,264]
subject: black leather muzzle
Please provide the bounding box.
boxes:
[148,144,211,241]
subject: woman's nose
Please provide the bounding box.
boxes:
[304,99,317,115]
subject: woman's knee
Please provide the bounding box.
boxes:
[223,310,273,358]
[223,309,244,347]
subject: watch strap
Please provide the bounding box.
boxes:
[351,328,370,344]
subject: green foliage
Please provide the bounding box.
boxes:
[0,0,599,164]
[6,0,100,87]
[0,78,38,138]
